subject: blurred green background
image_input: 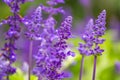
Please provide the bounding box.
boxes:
[0,0,120,80]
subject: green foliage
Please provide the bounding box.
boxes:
[9,68,38,80]
[9,68,24,80]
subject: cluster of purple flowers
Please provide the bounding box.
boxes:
[33,16,74,80]
[22,0,74,80]
[78,10,106,80]
[23,6,42,40]
[0,0,107,80]
[0,0,32,79]
[79,10,106,56]
[21,0,75,79]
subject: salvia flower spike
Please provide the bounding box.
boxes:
[22,6,42,80]
[78,19,94,80]
[0,0,32,80]
[78,10,106,80]
[33,16,74,80]
[92,10,106,80]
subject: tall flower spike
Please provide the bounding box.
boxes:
[58,16,72,39]
[79,10,106,56]
[92,10,106,55]
[78,10,106,80]
[33,16,74,80]
[0,0,29,79]
[22,6,43,80]
[78,19,94,80]
[92,10,106,80]
[23,6,42,40]
[94,10,106,37]
[79,19,94,56]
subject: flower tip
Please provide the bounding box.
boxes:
[36,6,42,12]
[65,16,73,23]
[100,9,106,15]
[102,9,106,13]
[86,18,94,29]
[89,18,94,23]
[67,16,72,19]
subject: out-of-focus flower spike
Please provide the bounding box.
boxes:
[94,10,106,37]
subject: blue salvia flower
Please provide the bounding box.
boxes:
[0,0,29,79]
[33,16,74,80]
[22,6,43,80]
[92,10,106,55]
[31,1,74,80]
[78,10,106,80]
[79,19,94,56]
[23,6,42,40]
[79,10,106,56]
[22,0,74,79]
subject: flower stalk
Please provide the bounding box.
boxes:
[92,56,97,80]
[79,55,84,80]
[78,10,106,80]
[28,41,33,80]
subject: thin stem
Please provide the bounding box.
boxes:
[92,56,97,80]
[28,41,33,80]
[79,55,84,80]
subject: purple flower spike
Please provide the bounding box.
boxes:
[78,10,106,80]
[79,10,106,56]
[0,0,30,79]
[94,10,106,37]
[33,16,74,80]
[23,6,42,40]
[78,19,94,56]
[58,16,72,39]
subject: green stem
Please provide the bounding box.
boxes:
[79,55,84,80]
[28,41,33,80]
[92,56,97,80]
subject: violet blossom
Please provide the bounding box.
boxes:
[33,16,74,80]
[23,6,42,40]
[78,10,106,80]
[79,10,106,56]
[0,0,30,79]
[30,0,74,79]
